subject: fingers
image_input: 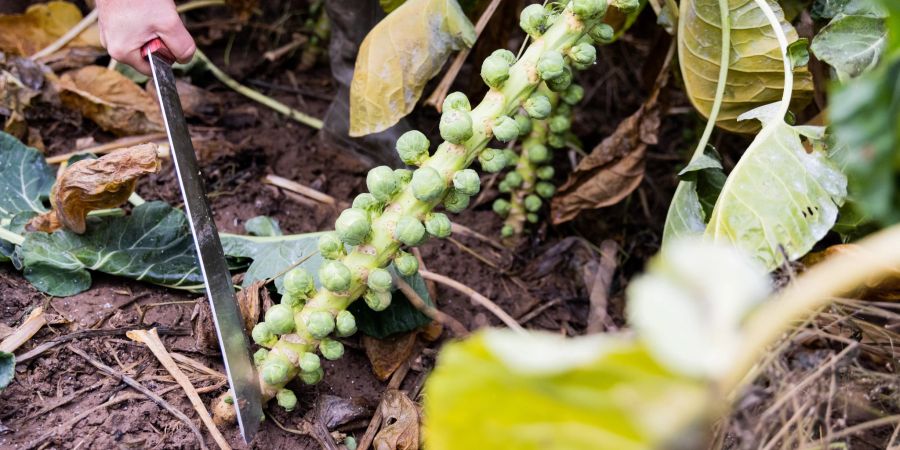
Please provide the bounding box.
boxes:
[158,14,197,64]
[96,0,195,75]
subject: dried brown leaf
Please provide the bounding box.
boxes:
[0,1,101,56]
[373,390,420,450]
[235,279,266,333]
[363,332,418,381]
[56,65,164,136]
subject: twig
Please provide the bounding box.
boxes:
[66,345,209,450]
[446,236,500,269]
[263,34,309,62]
[16,325,190,363]
[46,133,167,164]
[394,276,468,337]
[0,226,24,246]
[127,328,231,450]
[170,352,226,379]
[263,174,338,206]
[31,9,100,60]
[268,414,339,450]
[448,222,504,251]
[0,307,47,353]
[418,269,524,333]
[195,50,323,130]
[357,354,415,450]
[798,415,900,449]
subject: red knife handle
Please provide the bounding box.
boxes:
[141,38,176,64]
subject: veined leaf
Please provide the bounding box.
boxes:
[349,0,475,136]
[0,351,13,391]
[678,0,814,133]
[0,132,54,264]
[662,148,727,241]
[810,7,887,79]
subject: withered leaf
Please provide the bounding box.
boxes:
[349,0,475,136]
[56,65,164,136]
[0,1,101,56]
[363,332,418,381]
[373,390,420,450]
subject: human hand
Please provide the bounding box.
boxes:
[96,0,196,75]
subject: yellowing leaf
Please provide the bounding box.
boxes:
[349,0,475,137]
[678,0,814,133]
[0,1,101,56]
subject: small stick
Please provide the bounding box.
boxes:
[357,355,415,450]
[127,329,231,450]
[418,270,524,333]
[31,9,99,60]
[66,344,209,450]
[263,174,337,205]
[46,133,168,164]
[449,222,505,251]
[0,226,24,246]
[16,325,190,363]
[170,352,226,379]
[0,307,47,353]
[394,276,468,337]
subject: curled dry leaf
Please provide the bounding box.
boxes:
[56,65,164,136]
[373,390,420,450]
[363,332,418,381]
[0,1,101,56]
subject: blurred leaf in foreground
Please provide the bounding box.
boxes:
[0,1,101,56]
[810,0,887,80]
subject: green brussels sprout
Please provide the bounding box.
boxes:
[443,189,470,213]
[536,181,556,199]
[588,23,615,44]
[395,216,427,246]
[573,0,608,19]
[396,130,430,166]
[550,115,572,134]
[299,367,324,385]
[319,338,345,360]
[276,389,298,411]
[318,232,345,260]
[306,311,336,339]
[611,0,640,13]
[537,51,566,81]
[425,212,452,238]
[367,267,393,292]
[493,198,511,217]
[525,194,542,212]
[336,310,357,337]
[498,180,512,193]
[503,149,520,168]
[492,116,520,143]
[264,304,295,335]
[537,165,555,180]
[523,94,552,119]
[299,352,321,373]
[284,267,314,298]
[504,171,523,188]
[366,165,399,201]
[394,168,412,185]
[548,133,567,149]
[411,167,446,202]
[527,213,539,223]
[442,92,471,112]
[519,3,547,37]
[546,66,572,92]
[561,84,584,105]
[439,109,474,144]
[252,322,277,348]
[481,49,515,88]
[319,260,352,292]
[253,348,269,367]
[223,395,234,405]
[501,225,514,238]
[345,437,358,450]
[526,143,550,163]
[394,251,419,277]
[281,293,304,309]
[514,113,532,136]
[364,289,392,311]
[351,193,380,212]
[335,208,371,246]
[261,357,292,385]
[555,102,573,117]
[452,169,480,196]
[478,149,508,173]
[568,42,597,66]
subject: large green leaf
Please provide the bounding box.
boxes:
[0,351,13,391]
[663,147,727,242]
[0,132,54,263]
[678,0,814,133]
[424,330,710,450]
[810,3,887,80]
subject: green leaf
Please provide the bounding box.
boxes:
[0,351,13,391]
[348,265,432,339]
[244,216,283,237]
[379,0,407,13]
[811,14,886,79]
[221,232,323,294]
[0,131,53,221]
[349,0,475,136]
[424,330,711,450]
[663,148,727,242]
[705,103,847,270]
[18,201,205,296]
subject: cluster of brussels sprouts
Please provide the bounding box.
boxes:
[215,0,621,420]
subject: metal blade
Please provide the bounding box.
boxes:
[148,52,262,443]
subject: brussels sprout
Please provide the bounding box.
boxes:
[527,213,539,223]
[367,267,393,292]
[394,251,419,276]
[481,50,514,88]
[514,113,532,136]
[443,189,470,213]
[537,165,555,180]
[364,289,392,311]
[319,260,352,292]
[299,352,321,373]
[276,389,298,411]
[439,109,474,144]
[555,102,573,117]
[504,171,523,188]
[492,116,519,143]
[351,193,379,212]
[501,225,514,238]
[319,338,345,361]
[478,148,508,173]
[394,168,412,185]
[284,267,315,298]
[536,181,556,199]
[503,149,520,168]
[561,84,584,105]
[550,115,572,134]
[261,357,292,385]
[335,310,357,337]
[519,3,547,37]
[366,166,399,201]
[395,216,427,246]
[573,0,608,19]
[493,198,511,217]
[523,94,552,119]
[537,51,566,81]
[452,169,481,196]
[425,212,452,238]
[588,23,615,44]
[568,42,597,66]
[252,322,277,348]
[498,180,512,193]
[611,0,640,13]
[526,143,550,163]
[317,232,345,260]
[299,367,324,385]
[335,208,371,246]
[264,304,295,335]
[281,293,304,309]
[442,92,471,112]
[525,194,542,212]
[253,348,269,367]
[411,167,446,202]
[306,311,336,339]
[546,66,572,91]
[548,133,567,149]
[396,130,430,166]
[345,437,358,450]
